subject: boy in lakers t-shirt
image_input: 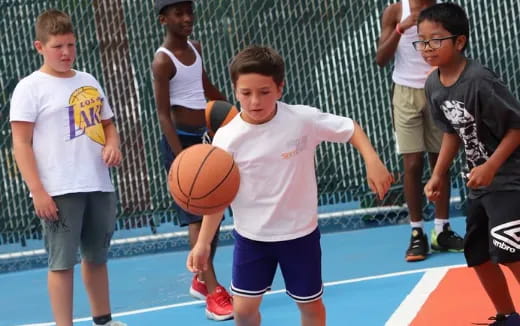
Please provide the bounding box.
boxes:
[9,9,126,326]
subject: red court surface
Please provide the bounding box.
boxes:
[412,266,520,326]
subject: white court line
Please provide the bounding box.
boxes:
[385,267,451,326]
[16,264,465,326]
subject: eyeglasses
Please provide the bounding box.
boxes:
[412,35,459,51]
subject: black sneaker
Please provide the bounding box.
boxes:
[430,223,464,252]
[405,227,429,262]
[473,312,520,325]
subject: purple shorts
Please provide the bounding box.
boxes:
[231,227,323,303]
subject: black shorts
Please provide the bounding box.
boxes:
[464,190,520,266]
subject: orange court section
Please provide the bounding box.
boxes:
[412,266,520,326]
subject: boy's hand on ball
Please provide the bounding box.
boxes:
[187,242,211,273]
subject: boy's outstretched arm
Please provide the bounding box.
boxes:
[424,133,460,201]
[467,128,520,189]
[186,209,225,273]
[348,121,394,200]
[11,121,58,220]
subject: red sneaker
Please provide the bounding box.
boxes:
[189,275,208,300]
[205,286,234,321]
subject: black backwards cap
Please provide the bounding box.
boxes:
[155,0,194,14]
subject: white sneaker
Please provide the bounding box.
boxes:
[93,321,127,326]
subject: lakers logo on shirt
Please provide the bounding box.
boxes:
[67,86,105,145]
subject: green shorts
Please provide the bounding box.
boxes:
[41,192,117,270]
[392,84,443,154]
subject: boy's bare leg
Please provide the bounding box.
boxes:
[82,261,111,317]
[48,269,74,326]
[504,261,520,313]
[188,222,219,292]
[233,295,263,326]
[474,260,515,314]
[403,152,425,222]
[505,261,520,285]
[298,299,326,326]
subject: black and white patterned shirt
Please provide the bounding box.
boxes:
[425,59,520,198]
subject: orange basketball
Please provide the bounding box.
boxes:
[168,144,240,215]
[205,100,239,137]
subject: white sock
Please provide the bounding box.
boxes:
[434,219,449,234]
[410,221,424,229]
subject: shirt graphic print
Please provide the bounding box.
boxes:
[68,86,106,145]
[440,100,489,170]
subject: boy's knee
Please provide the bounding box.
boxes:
[297,299,326,317]
[81,259,107,268]
[234,306,260,324]
[403,154,424,172]
[234,304,258,316]
[233,296,262,317]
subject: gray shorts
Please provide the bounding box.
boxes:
[41,192,117,270]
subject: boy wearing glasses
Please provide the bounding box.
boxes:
[421,3,520,325]
[376,0,463,262]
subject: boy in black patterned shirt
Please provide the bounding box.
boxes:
[419,3,520,325]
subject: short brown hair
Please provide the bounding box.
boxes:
[35,9,74,44]
[229,45,285,86]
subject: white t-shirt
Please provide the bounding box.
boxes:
[212,102,355,242]
[10,70,115,196]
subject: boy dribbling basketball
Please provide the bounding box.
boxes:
[186,45,394,326]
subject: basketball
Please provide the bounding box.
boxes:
[168,144,240,216]
[205,100,239,137]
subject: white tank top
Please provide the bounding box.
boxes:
[156,41,206,109]
[392,0,434,89]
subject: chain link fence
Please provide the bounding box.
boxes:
[1,0,519,270]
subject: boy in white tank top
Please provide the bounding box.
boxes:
[151,0,232,321]
[375,0,463,262]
